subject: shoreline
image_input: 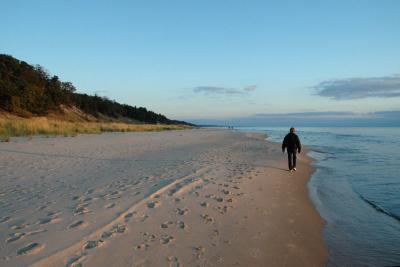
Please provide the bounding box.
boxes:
[0,129,327,266]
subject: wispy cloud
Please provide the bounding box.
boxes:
[315,75,400,100]
[244,85,257,92]
[192,85,257,96]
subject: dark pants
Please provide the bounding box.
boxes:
[287,150,297,170]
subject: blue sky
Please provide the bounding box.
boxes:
[2,0,400,124]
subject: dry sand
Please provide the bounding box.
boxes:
[0,129,327,266]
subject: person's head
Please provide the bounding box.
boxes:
[290,127,295,133]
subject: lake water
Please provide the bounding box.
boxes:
[237,127,400,266]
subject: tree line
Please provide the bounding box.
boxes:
[0,54,188,125]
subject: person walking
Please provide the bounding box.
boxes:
[282,127,301,172]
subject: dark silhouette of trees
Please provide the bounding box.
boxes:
[0,54,189,125]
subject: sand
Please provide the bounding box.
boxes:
[0,129,327,266]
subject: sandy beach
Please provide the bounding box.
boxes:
[0,129,327,267]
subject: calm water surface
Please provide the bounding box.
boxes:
[237,127,400,267]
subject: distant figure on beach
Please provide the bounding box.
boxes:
[282,127,302,172]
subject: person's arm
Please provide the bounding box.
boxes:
[282,136,287,152]
[297,136,301,153]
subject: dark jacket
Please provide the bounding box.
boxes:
[282,133,301,153]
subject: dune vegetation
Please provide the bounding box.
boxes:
[0,117,191,142]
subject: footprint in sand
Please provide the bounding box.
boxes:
[74,205,90,215]
[10,224,28,230]
[107,195,121,201]
[191,191,200,197]
[68,220,85,229]
[6,232,25,243]
[215,206,229,214]
[111,224,127,233]
[212,229,220,238]
[200,202,209,207]
[160,235,174,245]
[38,217,61,225]
[143,232,157,242]
[81,197,92,203]
[221,189,231,195]
[0,216,11,223]
[176,221,186,229]
[17,243,44,255]
[147,201,160,209]
[101,224,127,239]
[84,240,104,250]
[151,194,160,199]
[193,246,206,259]
[134,243,150,251]
[137,214,149,222]
[167,256,181,267]
[201,214,214,223]
[105,203,116,209]
[215,197,224,203]
[124,212,135,222]
[250,248,261,258]
[86,188,95,194]
[65,254,86,267]
[161,221,174,229]
[176,208,189,216]
[26,229,47,237]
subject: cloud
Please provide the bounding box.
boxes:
[192,85,256,96]
[244,85,257,92]
[315,75,400,100]
[193,86,245,95]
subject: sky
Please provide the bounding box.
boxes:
[2,0,400,125]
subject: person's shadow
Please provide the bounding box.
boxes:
[261,164,288,172]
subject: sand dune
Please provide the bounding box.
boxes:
[0,129,327,266]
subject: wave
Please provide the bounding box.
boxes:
[357,193,400,222]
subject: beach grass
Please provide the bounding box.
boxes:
[0,117,191,142]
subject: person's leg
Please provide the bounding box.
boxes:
[287,151,293,170]
[293,151,297,169]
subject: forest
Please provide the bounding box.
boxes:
[0,54,188,125]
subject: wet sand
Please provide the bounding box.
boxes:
[0,129,327,266]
